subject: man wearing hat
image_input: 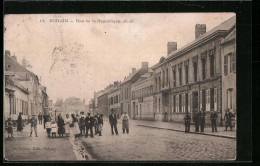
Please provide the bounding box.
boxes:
[184,112,191,133]
[210,109,218,132]
[85,112,94,137]
[79,112,86,135]
[224,109,234,131]
[30,114,38,137]
[109,109,118,135]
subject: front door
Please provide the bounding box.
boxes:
[192,91,199,114]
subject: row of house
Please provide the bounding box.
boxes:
[53,97,88,119]
[4,51,50,123]
[90,16,236,125]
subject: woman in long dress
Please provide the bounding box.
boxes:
[57,115,65,138]
[17,112,23,131]
[64,114,71,137]
[71,114,80,138]
[121,111,130,134]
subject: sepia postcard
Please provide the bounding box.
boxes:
[4,13,237,161]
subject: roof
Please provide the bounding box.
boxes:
[121,67,148,85]
[152,16,236,69]
[5,54,40,84]
[221,28,236,45]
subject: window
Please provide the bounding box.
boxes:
[179,66,182,86]
[233,52,236,73]
[185,65,189,84]
[179,94,182,112]
[230,53,233,73]
[224,55,228,75]
[202,58,206,80]
[227,88,233,109]
[173,95,176,113]
[166,69,168,84]
[163,70,165,87]
[210,88,214,110]
[193,62,198,82]
[172,67,176,87]
[210,55,215,77]
[158,98,161,113]
[185,93,188,113]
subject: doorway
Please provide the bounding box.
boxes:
[192,91,199,112]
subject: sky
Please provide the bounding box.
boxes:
[4,13,235,103]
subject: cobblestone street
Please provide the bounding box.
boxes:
[4,118,236,161]
[78,118,236,161]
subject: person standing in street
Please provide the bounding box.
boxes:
[210,110,218,132]
[6,118,14,138]
[85,112,94,138]
[57,114,65,138]
[45,116,52,137]
[121,111,130,134]
[97,114,103,136]
[38,112,43,125]
[93,115,98,135]
[30,115,38,137]
[193,109,199,132]
[199,109,206,133]
[224,109,234,131]
[43,114,47,129]
[109,109,118,135]
[184,112,191,133]
[64,114,71,137]
[71,114,81,138]
[17,112,23,132]
[79,112,86,135]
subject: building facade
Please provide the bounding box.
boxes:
[108,84,121,118]
[221,27,236,121]
[152,16,236,124]
[120,62,149,119]
[131,70,154,120]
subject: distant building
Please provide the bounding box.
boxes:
[120,62,149,118]
[131,69,154,120]
[108,82,121,117]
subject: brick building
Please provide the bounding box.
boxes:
[131,69,154,120]
[120,62,149,118]
[151,16,236,124]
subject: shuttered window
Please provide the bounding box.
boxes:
[214,88,217,111]
[224,55,228,75]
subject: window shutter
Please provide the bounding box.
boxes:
[176,95,179,113]
[214,88,217,111]
[224,55,228,75]
[188,93,191,112]
[200,90,202,111]
[205,89,208,111]
[182,94,185,113]
[233,53,236,73]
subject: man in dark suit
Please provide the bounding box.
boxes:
[193,109,199,132]
[109,109,118,135]
[210,110,218,132]
[184,112,191,133]
[85,112,94,137]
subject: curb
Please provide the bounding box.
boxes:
[136,124,236,139]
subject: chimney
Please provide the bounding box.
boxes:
[141,62,148,69]
[195,24,206,39]
[167,42,177,55]
[132,68,136,73]
[114,81,119,87]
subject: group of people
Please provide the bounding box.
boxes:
[184,108,235,133]
[6,112,23,138]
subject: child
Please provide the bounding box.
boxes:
[6,118,13,138]
[45,117,52,137]
[51,121,57,138]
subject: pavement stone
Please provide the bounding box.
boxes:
[4,123,77,161]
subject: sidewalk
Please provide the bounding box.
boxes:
[104,117,236,139]
[132,119,236,139]
[4,123,77,161]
